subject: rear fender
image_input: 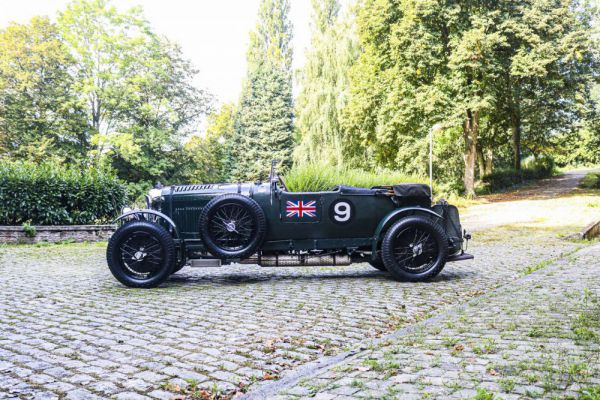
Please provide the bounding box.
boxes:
[371,207,443,255]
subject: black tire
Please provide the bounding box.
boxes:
[107,221,176,288]
[369,255,387,271]
[199,193,267,260]
[172,261,186,274]
[382,216,448,281]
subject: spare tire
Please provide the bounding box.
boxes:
[199,193,267,260]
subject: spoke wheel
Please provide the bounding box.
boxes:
[391,226,439,273]
[382,216,448,281]
[107,221,175,288]
[207,202,256,251]
[119,231,165,279]
[199,194,267,260]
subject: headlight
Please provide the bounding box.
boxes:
[148,188,162,201]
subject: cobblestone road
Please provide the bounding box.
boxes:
[270,244,600,400]
[0,176,598,400]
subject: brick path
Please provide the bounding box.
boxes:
[262,243,600,400]
[0,173,598,400]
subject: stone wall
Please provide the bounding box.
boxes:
[0,225,116,244]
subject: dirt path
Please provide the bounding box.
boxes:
[462,170,596,232]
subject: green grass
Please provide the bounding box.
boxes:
[285,163,426,192]
[578,385,600,400]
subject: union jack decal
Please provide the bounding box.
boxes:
[286,200,317,218]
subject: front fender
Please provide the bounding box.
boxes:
[115,209,180,239]
[371,207,443,255]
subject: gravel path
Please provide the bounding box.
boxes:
[0,172,598,400]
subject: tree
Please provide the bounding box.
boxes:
[294,0,358,166]
[175,103,237,184]
[344,0,598,196]
[231,0,294,181]
[59,0,212,184]
[0,16,87,161]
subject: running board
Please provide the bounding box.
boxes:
[447,253,474,262]
[189,259,222,268]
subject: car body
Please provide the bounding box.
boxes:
[107,164,472,287]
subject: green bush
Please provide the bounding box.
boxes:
[0,161,127,225]
[478,155,556,193]
[580,172,600,189]
[285,163,427,192]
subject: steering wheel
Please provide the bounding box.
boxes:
[277,174,288,192]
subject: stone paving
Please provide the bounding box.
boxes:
[0,176,598,400]
[270,244,600,400]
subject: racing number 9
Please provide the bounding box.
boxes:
[330,200,354,224]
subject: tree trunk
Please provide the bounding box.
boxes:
[477,146,485,178]
[511,111,521,171]
[463,109,478,198]
[485,147,493,175]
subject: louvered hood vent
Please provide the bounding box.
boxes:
[173,184,216,192]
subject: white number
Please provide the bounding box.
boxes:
[333,201,351,222]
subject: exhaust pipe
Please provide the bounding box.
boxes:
[240,253,351,267]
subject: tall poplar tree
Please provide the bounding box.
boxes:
[294,0,358,166]
[231,0,294,181]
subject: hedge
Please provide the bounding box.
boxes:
[0,161,127,225]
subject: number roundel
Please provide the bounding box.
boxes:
[329,200,354,224]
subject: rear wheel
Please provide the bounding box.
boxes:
[382,216,448,281]
[107,221,175,288]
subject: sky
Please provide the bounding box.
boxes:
[0,0,314,106]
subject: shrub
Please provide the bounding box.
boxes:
[0,161,127,225]
[478,155,556,193]
[580,172,600,189]
[285,163,427,192]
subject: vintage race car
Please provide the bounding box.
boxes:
[107,163,472,288]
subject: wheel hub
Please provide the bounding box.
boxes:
[133,249,147,261]
[412,243,423,257]
[225,221,237,232]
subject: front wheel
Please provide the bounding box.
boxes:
[381,216,448,281]
[107,221,176,288]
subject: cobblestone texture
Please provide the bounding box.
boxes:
[275,244,600,400]
[0,176,598,399]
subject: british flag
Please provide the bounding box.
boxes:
[286,200,317,218]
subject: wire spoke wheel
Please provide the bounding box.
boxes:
[119,230,165,279]
[381,216,448,281]
[392,227,439,273]
[207,202,257,252]
[107,221,176,288]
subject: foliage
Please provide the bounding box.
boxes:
[0,160,126,225]
[294,0,358,166]
[343,0,599,196]
[0,16,88,162]
[21,221,37,238]
[284,162,426,192]
[58,0,213,185]
[580,173,600,190]
[174,103,237,184]
[231,0,294,181]
[478,155,556,194]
